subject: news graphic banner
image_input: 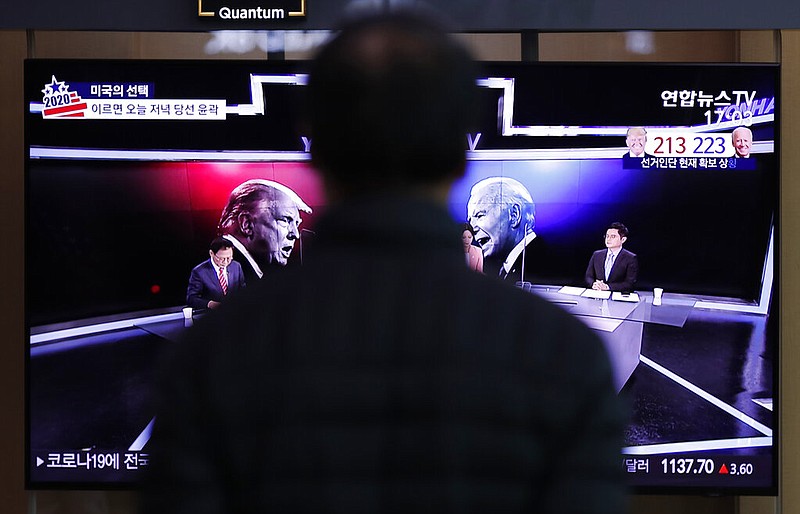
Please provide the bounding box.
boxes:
[40,76,226,120]
[30,61,776,159]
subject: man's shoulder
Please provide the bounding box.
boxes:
[464,274,609,369]
[202,261,607,377]
[191,260,212,273]
[462,271,586,322]
[620,248,637,259]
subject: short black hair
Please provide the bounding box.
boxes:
[210,237,234,254]
[308,10,479,194]
[608,222,629,239]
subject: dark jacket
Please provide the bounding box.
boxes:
[145,196,627,514]
[185,258,245,310]
[585,248,639,292]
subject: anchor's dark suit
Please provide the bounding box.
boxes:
[585,248,639,292]
[186,259,245,310]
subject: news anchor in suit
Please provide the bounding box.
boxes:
[585,222,639,292]
[186,237,246,310]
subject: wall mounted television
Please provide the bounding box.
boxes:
[25,59,778,495]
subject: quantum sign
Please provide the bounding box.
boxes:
[197,0,305,21]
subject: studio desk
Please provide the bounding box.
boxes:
[521,285,696,392]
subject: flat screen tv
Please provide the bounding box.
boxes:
[25,59,778,495]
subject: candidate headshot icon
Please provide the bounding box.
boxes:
[732,126,753,158]
[625,127,647,157]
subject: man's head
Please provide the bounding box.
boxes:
[218,180,312,266]
[626,127,647,157]
[307,11,479,197]
[732,126,753,157]
[209,237,234,268]
[467,177,535,260]
[604,222,629,251]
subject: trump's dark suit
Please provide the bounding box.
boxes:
[186,259,245,310]
[585,248,639,292]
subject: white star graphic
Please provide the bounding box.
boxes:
[41,75,66,97]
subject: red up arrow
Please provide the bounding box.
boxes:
[719,464,729,474]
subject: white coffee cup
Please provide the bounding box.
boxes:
[653,288,663,306]
[182,307,193,319]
